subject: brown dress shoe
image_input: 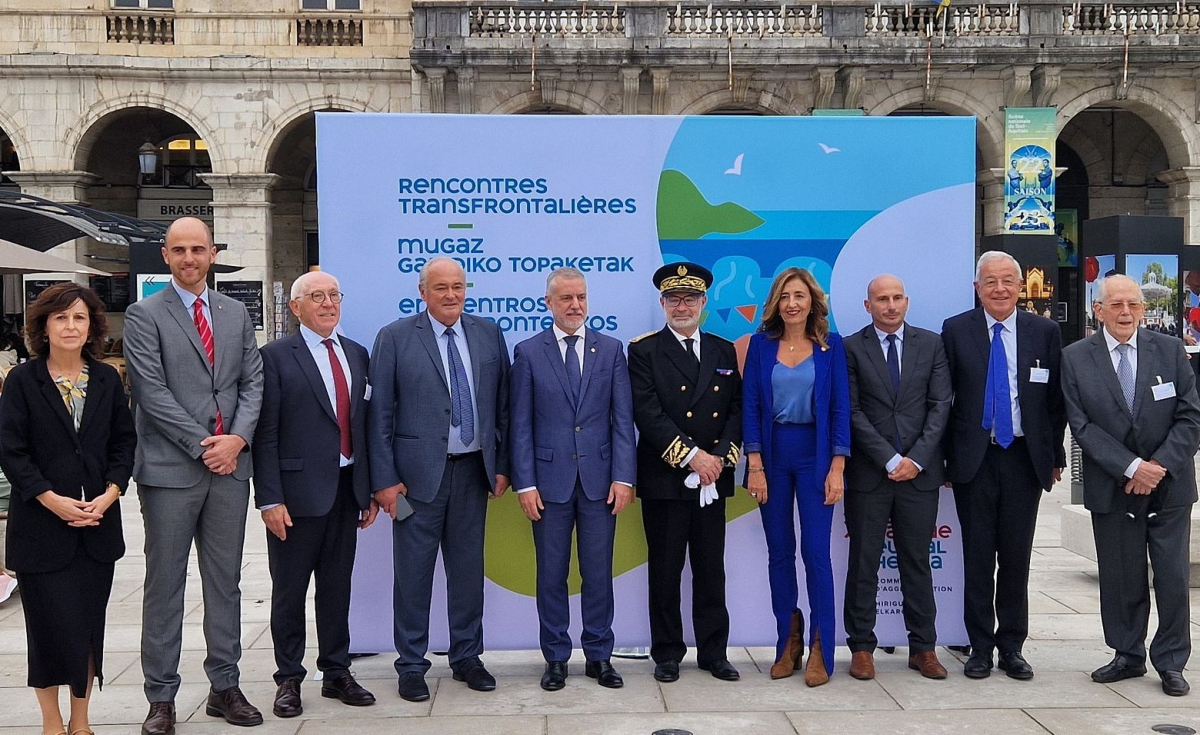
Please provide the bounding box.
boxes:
[770,609,805,679]
[805,630,830,687]
[849,651,875,680]
[908,650,948,679]
[141,702,175,735]
[205,686,264,727]
[272,678,303,718]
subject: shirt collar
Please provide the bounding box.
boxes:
[667,325,700,346]
[300,324,340,349]
[431,315,463,338]
[874,324,904,344]
[171,279,208,310]
[984,309,1017,333]
[553,324,585,343]
[1103,326,1138,353]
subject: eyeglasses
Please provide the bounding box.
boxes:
[304,291,344,304]
[664,294,701,307]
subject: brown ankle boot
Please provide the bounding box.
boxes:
[805,629,829,687]
[770,610,804,679]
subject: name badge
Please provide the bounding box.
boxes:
[1029,368,1050,384]
[364,384,373,401]
[1152,378,1176,401]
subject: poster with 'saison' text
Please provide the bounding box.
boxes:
[317,113,975,652]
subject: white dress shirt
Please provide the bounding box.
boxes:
[430,316,480,455]
[171,278,212,330]
[1103,326,1143,479]
[984,309,1024,438]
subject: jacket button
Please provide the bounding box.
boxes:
[75,448,82,456]
[714,385,720,392]
[686,411,693,418]
[713,412,719,418]
[571,454,578,460]
[713,439,719,445]
[575,426,582,432]
[681,385,687,391]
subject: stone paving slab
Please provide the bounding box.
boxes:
[659,670,901,712]
[876,669,1133,710]
[1027,707,1200,735]
[549,711,797,735]
[430,673,667,716]
[785,708,1050,734]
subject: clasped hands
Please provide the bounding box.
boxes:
[200,433,245,475]
[688,450,724,487]
[39,485,119,527]
[1126,459,1167,495]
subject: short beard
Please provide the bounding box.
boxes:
[668,314,699,331]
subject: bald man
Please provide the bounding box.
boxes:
[843,275,951,681]
[123,217,265,734]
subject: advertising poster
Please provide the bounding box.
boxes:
[1127,253,1179,334]
[1004,107,1057,233]
[1084,254,1117,335]
[317,113,976,651]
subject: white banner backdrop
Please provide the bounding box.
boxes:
[315,113,976,654]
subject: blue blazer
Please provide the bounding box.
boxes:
[742,330,851,481]
[509,328,636,503]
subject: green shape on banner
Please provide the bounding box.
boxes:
[657,170,764,240]
[484,485,761,597]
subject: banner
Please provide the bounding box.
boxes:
[316,113,976,653]
[1004,106,1057,232]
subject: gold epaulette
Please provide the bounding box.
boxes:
[630,331,657,344]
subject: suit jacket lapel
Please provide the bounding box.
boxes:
[1133,329,1157,421]
[417,311,449,391]
[578,331,601,407]
[210,290,234,380]
[860,326,894,400]
[348,341,367,420]
[898,325,920,401]
[1089,331,1132,420]
[293,334,337,423]
[76,361,106,438]
[163,287,211,372]
[660,326,699,386]
[463,316,484,393]
[542,329,575,408]
[691,332,718,406]
[969,308,992,366]
[1015,311,1033,402]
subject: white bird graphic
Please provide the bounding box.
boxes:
[818,143,841,154]
[724,153,744,175]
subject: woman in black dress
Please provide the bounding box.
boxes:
[0,283,135,735]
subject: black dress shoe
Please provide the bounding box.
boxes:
[452,657,497,692]
[700,659,740,681]
[205,686,264,726]
[272,678,303,718]
[584,659,624,688]
[653,660,680,683]
[998,652,1034,680]
[1091,655,1147,684]
[321,671,376,706]
[963,653,993,679]
[1160,670,1191,696]
[141,702,176,735]
[541,661,568,691]
[397,672,431,702]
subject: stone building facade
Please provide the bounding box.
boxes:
[1,0,1199,339]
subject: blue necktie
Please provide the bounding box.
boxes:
[1116,343,1135,416]
[885,334,902,452]
[445,327,475,446]
[982,322,1014,448]
[564,334,582,405]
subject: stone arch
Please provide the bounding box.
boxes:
[675,88,794,116]
[487,89,607,116]
[1057,85,1195,170]
[68,93,221,172]
[866,86,1004,170]
[254,95,373,173]
[0,102,31,170]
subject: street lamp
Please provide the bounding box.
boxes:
[138,141,159,184]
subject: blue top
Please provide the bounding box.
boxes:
[772,358,816,424]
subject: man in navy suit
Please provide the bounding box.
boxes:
[510,267,636,691]
[253,271,379,718]
[941,251,1066,681]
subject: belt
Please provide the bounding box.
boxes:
[990,435,1026,447]
[447,451,482,462]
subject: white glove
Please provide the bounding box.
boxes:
[686,471,720,507]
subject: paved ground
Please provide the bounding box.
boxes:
[1,480,1199,735]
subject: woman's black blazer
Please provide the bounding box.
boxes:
[0,357,136,573]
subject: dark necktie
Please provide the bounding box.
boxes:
[564,334,582,404]
[192,298,223,435]
[445,327,475,446]
[885,333,901,396]
[322,339,352,458]
[684,337,699,366]
[982,322,1014,448]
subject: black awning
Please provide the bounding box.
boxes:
[0,189,167,251]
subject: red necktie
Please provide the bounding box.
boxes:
[323,338,353,458]
[192,297,224,435]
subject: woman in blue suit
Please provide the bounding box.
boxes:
[743,267,850,687]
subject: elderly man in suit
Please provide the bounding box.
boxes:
[941,251,1066,681]
[510,267,636,691]
[627,262,742,684]
[253,271,379,718]
[123,217,264,734]
[1063,274,1200,697]
[843,275,951,681]
[368,257,510,703]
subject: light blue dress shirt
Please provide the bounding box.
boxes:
[431,316,480,454]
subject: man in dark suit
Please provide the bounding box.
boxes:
[844,275,951,681]
[510,267,636,691]
[123,217,264,734]
[253,271,379,717]
[627,262,742,684]
[367,258,510,702]
[1063,274,1200,697]
[941,251,1066,680]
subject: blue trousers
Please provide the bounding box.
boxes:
[760,422,835,675]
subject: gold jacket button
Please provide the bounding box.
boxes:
[686,411,693,418]
[681,385,687,391]
[714,385,720,391]
[713,412,719,418]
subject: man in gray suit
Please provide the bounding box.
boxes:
[1063,274,1200,697]
[123,217,265,735]
[843,275,952,681]
[368,257,510,703]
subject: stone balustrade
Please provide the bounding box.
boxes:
[666,5,823,37]
[1063,2,1200,33]
[470,6,626,37]
[106,12,174,44]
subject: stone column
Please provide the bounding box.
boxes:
[199,173,280,345]
[978,168,1006,238]
[5,171,99,279]
[1157,167,1200,243]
